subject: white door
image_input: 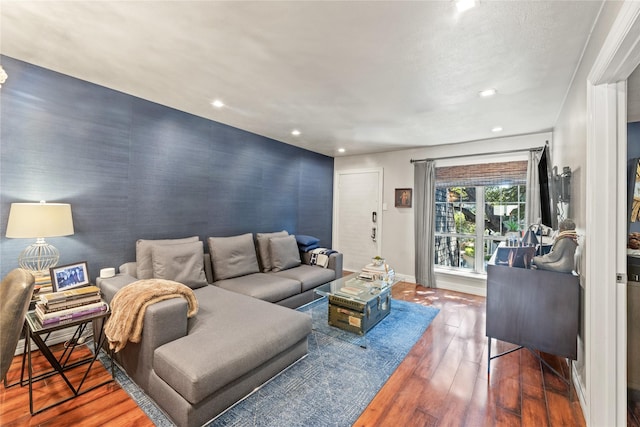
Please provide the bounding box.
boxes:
[334,169,383,272]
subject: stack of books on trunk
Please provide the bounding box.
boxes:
[358,263,395,282]
[35,285,107,326]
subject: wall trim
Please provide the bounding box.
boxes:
[586,3,640,424]
[573,362,588,422]
[434,270,487,297]
[14,328,79,357]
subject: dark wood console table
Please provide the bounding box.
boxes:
[486,264,580,381]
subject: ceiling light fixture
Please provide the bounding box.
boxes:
[455,0,476,13]
[338,148,346,153]
[479,88,497,97]
[291,129,301,136]
[492,126,503,133]
[211,100,224,108]
[0,65,7,88]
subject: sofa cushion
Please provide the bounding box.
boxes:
[256,230,288,272]
[214,273,300,303]
[136,236,199,279]
[208,233,260,281]
[269,235,301,272]
[272,264,336,292]
[151,241,208,289]
[153,285,312,404]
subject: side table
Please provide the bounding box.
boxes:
[23,306,113,415]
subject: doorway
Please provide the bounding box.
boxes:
[333,168,383,272]
[586,4,640,424]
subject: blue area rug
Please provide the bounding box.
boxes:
[100,298,439,427]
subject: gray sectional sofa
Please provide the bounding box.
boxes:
[97,232,342,427]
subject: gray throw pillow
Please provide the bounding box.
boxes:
[207,233,260,281]
[136,236,199,279]
[269,235,301,272]
[151,241,208,289]
[256,230,288,272]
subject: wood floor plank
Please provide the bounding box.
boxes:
[546,390,579,427]
[412,407,439,427]
[521,383,550,427]
[437,360,480,427]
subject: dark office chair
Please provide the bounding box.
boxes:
[0,268,35,381]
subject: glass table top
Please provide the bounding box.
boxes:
[315,272,399,303]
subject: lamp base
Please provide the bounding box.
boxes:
[18,238,59,274]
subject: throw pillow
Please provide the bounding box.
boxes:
[295,235,320,247]
[207,233,260,281]
[136,236,199,279]
[256,230,288,272]
[269,235,301,272]
[298,243,320,252]
[151,241,208,289]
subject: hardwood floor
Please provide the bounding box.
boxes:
[355,282,586,427]
[1,282,587,426]
[0,343,153,427]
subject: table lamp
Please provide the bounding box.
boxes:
[5,201,74,274]
[522,224,540,255]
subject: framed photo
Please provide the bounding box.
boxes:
[395,188,412,208]
[50,261,90,292]
[632,159,640,222]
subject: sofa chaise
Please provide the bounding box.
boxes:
[97,232,342,427]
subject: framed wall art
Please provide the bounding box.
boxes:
[395,188,412,208]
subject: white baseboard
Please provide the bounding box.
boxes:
[572,362,588,423]
[392,272,486,297]
[14,327,87,356]
[397,274,416,284]
[435,271,486,297]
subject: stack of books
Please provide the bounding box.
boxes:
[358,263,395,283]
[35,285,107,326]
[34,272,53,296]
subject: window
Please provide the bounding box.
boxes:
[434,161,528,273]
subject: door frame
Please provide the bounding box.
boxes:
[586,3,640,425]
[333,168,384,265]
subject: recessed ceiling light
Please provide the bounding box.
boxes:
[492,126,503,132]
[455,0,476,13]
[479,88,497,98]
[211,99,224,108]
[291,129,301,136]
[338,148,346,153]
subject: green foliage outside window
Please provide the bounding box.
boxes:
[454,211,476,234]
[435,182,527,273]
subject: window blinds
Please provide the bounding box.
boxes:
[435,161,528,187]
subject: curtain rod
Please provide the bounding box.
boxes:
[410,145,546,164]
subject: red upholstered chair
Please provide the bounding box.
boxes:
[0,268,35,381]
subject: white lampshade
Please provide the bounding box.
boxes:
[6,202,74,238]
[5,202,74,274]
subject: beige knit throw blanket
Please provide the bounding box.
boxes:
[104,279,198,353]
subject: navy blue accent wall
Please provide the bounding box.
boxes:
[0,56,334,280]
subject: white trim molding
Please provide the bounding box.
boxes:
[585,3,640,424]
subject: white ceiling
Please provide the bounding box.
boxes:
[0,1,603,157]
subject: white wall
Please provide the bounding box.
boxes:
[551,0,622,409]
[334,132,551,294]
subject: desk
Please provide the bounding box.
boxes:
[486,264,579,393]
[23,307,113,415]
